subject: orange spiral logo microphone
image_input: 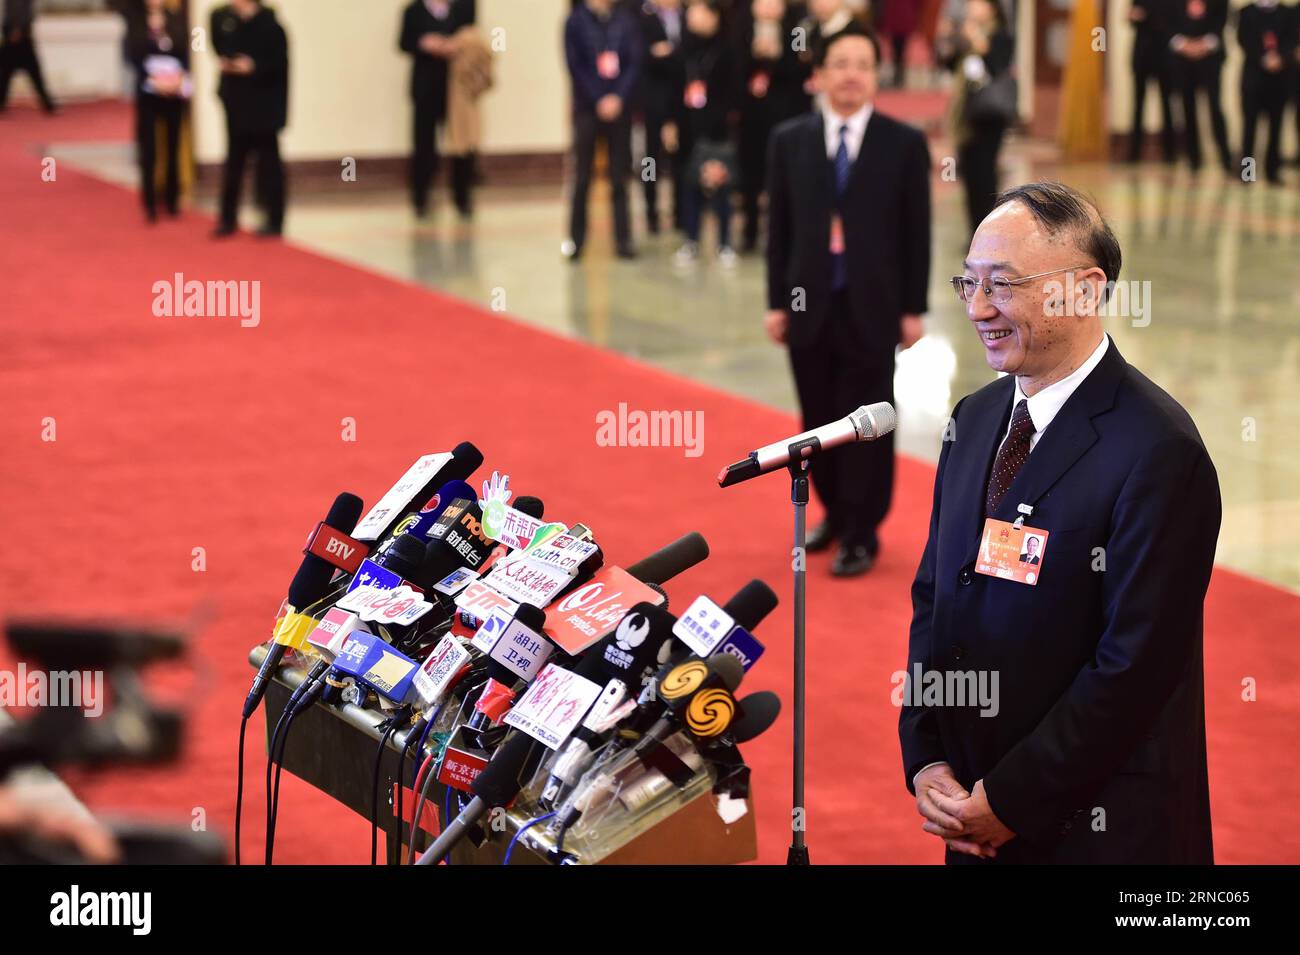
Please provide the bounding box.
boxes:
[660,661,708,701]
[687,688,736,737]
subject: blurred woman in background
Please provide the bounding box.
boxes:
[124,0,190,223]
[937,0,1013,235]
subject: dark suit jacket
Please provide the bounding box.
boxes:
[211,4,289,134]
[1171,0,1229,61]
[400,0,474,109]
[765,109,930,356]
[634,3,685,119]
[900,339,1219,864]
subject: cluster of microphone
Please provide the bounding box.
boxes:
[240,440,781,865]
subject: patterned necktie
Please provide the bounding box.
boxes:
[831,124,850,291]
[986,399,1036,516]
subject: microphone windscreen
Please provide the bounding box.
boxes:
[471,732,542,806]
[514,495,544,519]
[377,533,426,578]
[626,532,709,585]
[287,492,364,608]
[708,653,745,693]
[513,602,546,631]
[730,690,781,743]
[444,442,485,482]
[856,402,896,439]
[722,579,779,633]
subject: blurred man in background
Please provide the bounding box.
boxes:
[738,0,811,252]
[211,0,289,238]
[1126,0,1177,163]
[565,0,644,260]
[0,0,56,114]
[764,24,930,576]
[1237,0,1292,185]
[400,0,477,219]
[635,0,687,235]
[1169,0,1232,173]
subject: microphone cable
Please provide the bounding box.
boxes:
[235,716,248,865]
[370,718,402,865]
[503,811,555,866]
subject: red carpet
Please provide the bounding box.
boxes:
[2,102,1298,864]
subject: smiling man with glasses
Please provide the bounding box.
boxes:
[899,180,1221,865]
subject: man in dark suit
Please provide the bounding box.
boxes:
[1169,0,1233,172]
[210,0,289,238]
[1018,535,1041,564]
[0,0,56,114]
[400,0,476,218]
[899,181,1220,864]
[764,23,930,576]
[1126,0,1177,163]
[634,0,686,235]
[564,0,644,260]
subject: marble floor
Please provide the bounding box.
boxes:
[53,135,1300,592]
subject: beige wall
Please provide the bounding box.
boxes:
[191,0,570,164]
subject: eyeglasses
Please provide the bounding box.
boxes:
[951,266,1090,305]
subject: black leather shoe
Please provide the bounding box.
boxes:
[211,224,237,239]
[616,244,637,260]
[831,544,875,577]
[804,521,837,553]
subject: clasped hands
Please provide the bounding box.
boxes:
[914,763,1014,859]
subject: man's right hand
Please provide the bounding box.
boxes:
[596,94,622,121]
[764,309,789,345]
[914,762,997,859]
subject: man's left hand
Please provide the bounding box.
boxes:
[931,779,1015,849]
[900,314,924,349]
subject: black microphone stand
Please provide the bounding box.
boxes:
[785,437,818,866]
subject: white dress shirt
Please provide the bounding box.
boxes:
[999,333,1110,453]
[821,102,872,162]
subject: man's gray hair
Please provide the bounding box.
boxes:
[993,181,1122,293]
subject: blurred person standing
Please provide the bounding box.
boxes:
[674,0,740,265]
[636,0,687,234]
[1237,0,1292,185]
[0,0,56,114]
[938,0,1014,236]
[210,0,288,238]
[878,0,922,88]
[400,0,476,219]
[564,0,644,260]
[764,24,931,576]
[1169,0,1232,172]
[738,0,811,252]
[124,0,190,223]
[1126,1,1178,162]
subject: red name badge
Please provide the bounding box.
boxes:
[829,213,845,255]
[974,518,1050,586]
[685,79,708,109]
[1186,0,1205,19]
[749,71,770,98]
[1264,31,1277,51]
[596,50,620,79]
